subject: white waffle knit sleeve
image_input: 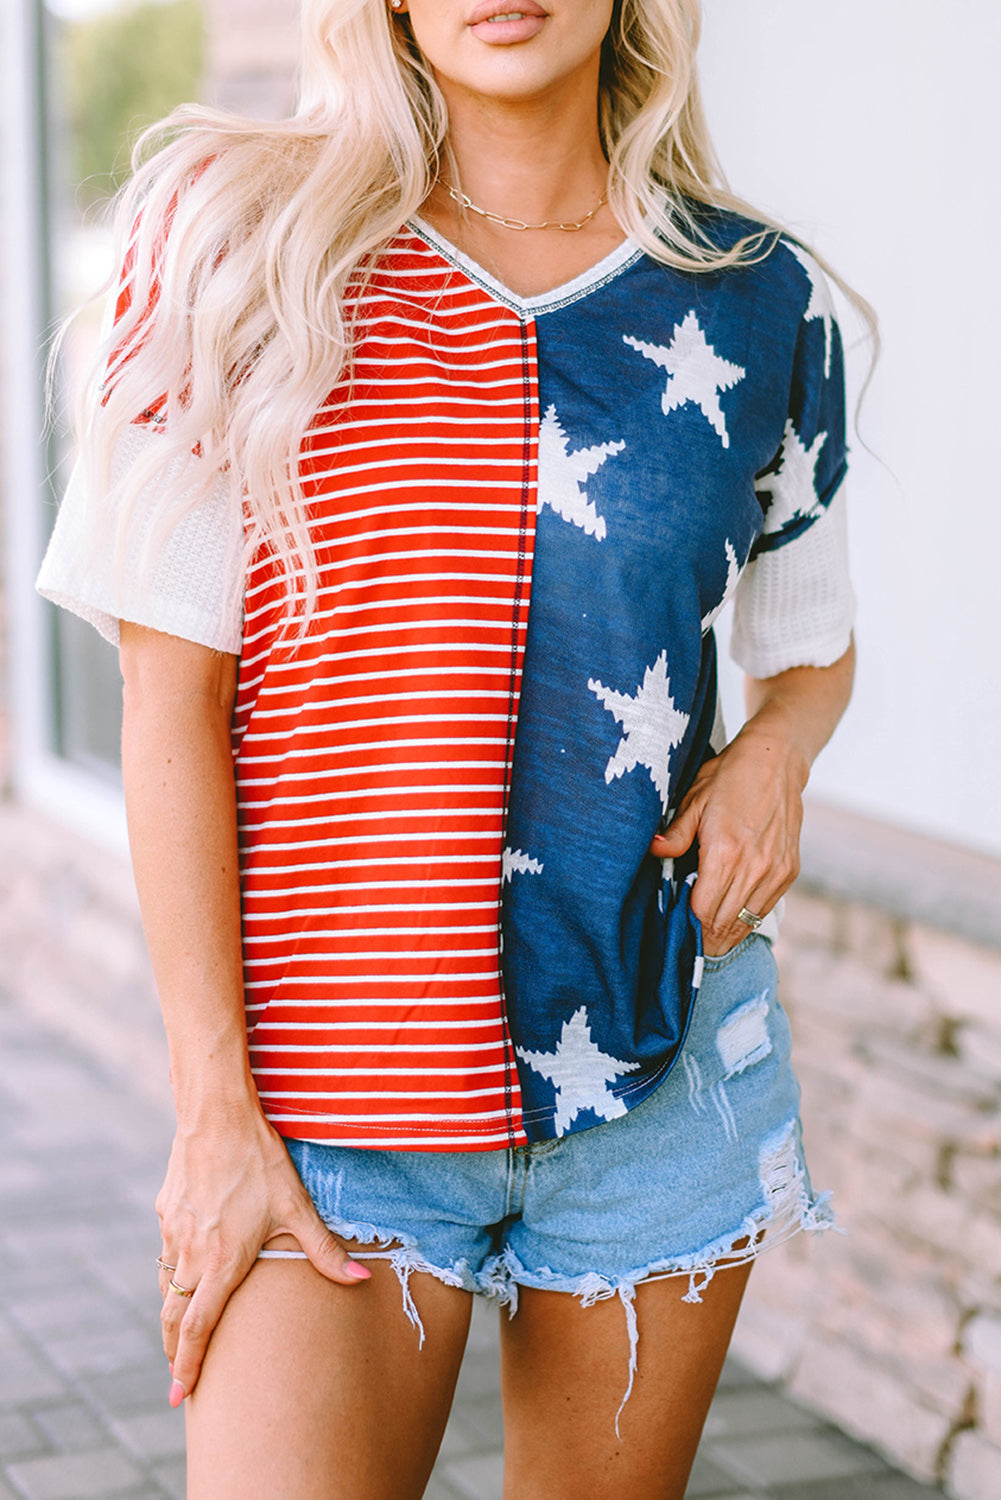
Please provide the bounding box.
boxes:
[36,424,246,655]
[729,483,855,679]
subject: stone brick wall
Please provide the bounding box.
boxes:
[0,801,169,1113]
[731,888,1001,1500]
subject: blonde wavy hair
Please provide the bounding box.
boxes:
[72,0,868,630]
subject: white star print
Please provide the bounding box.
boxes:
[623,313,746,448]
[502,847,544,882]
[588,650,690,813]
[700,539,740,634]
[755,418,827,535]
[517,1007,641,1136]
[537,404,624,541]
[787,242,836,378]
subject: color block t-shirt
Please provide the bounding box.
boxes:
[37,212,854,1149]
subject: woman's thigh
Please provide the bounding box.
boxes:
[500,1262,752,1500]
[185,1239,472,1500]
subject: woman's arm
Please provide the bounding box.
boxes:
[119,623,370,1406]
[650,640,856,957]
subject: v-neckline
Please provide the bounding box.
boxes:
[407,214,643,320]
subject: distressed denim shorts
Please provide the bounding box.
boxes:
[265,934,834,1413]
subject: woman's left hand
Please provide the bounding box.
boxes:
[649,724,807,956]
[647,647,856,957]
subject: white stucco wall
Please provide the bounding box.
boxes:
[700,1,1001,858]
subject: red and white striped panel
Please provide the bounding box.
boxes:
[233,232,537,1149]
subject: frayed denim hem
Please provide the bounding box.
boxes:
[477,1117,839,1432]
[257,1210,476,1350]
[478,1151,837,1433]
[261,1117,839,1434]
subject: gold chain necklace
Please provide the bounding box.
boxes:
[443,182,608,233]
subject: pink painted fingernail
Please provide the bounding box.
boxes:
[168,1379,187,1408]
[344,1260,371,1280]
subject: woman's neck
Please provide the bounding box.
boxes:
[420,79,623,297]
[433,75,609,226]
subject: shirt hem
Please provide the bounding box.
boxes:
[270,1115,529,1153]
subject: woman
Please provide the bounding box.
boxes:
[38,0,861,1494]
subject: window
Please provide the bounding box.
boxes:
[45,0,207,782]
[2,0,294,845]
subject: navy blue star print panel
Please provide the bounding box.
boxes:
[500,222,847,1142]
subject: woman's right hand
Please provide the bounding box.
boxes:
[156,1101,371,1405]
[118,625,370,1404]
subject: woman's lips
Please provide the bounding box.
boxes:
[468,4,548,44]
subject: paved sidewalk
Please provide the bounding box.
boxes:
[0,983,944,1500]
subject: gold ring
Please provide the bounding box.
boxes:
[169,1278,196,1298]
[155,1257,177,1273]
[736,906,764,929]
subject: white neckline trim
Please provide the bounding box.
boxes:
[406,215,643,318]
